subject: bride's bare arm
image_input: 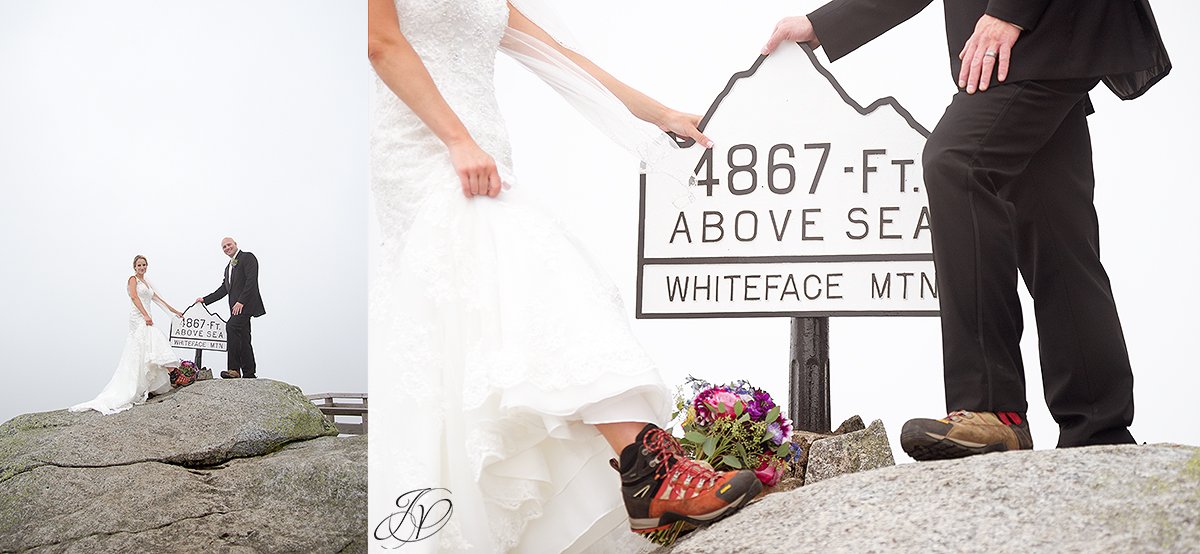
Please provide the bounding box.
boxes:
[128,277,152,326]
[367,0,502,198]
[152,292,183,317]
[506,5,712,149]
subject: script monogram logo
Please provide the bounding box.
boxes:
[374,488,454,548]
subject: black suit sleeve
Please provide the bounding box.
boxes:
[808,0,934,62]
[985,0,1051,32]
[203,281,227,305]
[235,253,260,306]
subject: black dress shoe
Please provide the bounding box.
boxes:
[220,369,242,379]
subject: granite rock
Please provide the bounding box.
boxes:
[0,379,362,553]
[805,418,895,484]
[663,444,1200,553]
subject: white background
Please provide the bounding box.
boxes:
[5,0,1186,463]
[489,0,1200,459]
[0,1,366,424]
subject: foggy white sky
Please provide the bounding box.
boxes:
[485,0,1200,458]
[0,1,365,423]
[4,0,1190,464]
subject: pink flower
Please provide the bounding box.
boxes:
[754,458,783,487]
[702,390,741,420]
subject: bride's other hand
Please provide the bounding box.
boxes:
[762,16,821,55]
[144,316,154,326]
[448,140,502,198]
[657,110,712,149]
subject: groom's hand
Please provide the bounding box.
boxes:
[763,16,820,55]
[232,302,244,316]
[194,297,204,305]
[958,14,1021,93]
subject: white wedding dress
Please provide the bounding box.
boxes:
[70,279,179,415]
[369,1,672,552]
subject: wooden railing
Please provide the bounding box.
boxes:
[306,393,368,435]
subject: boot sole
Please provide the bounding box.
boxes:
[630,475,764,532]
[900,426,1008,461]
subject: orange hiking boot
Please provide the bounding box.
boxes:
[901,410,1033,461]
[613,424,763,545]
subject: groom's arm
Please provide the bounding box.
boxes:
[808,0,935,62]
[202,281,227,305]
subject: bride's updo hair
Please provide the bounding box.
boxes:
[133,255,148,268]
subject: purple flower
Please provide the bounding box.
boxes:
[777,416,793,441]
[744,389,775,421]
[785,442,803,462]
[766,421,785,445]
[729,380,753,396]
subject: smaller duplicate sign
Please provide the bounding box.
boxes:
[170,303,227,351]
[637,43,939,318]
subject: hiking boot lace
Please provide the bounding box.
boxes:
[944,410,972,422]
[641,427,721,500]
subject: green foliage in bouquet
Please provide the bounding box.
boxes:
[670,377,798,486]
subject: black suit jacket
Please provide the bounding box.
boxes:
[203,251,266,317]
[808,0,1170,100]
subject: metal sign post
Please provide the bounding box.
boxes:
[789,316,830,433]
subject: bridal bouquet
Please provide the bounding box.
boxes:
[672,377,799,487]
[170,361,198,388]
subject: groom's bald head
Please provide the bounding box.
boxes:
[221,237,238,258]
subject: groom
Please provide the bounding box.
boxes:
[196,237,266,379]
[764,1,1167,458]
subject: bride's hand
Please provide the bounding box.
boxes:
[144,316,154,326]
[657,110,712,149]
[447,139,502,199]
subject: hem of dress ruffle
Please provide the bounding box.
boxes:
[473,378,670,474]
[464,379,670,551]
[68,402,134,415]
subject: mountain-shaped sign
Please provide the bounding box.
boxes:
[637,42,938,318]
[169,302,228,351]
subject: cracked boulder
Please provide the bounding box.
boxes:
[0,379,364,553]
[0,379,337,483]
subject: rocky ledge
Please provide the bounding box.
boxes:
[663,443,1199,553]
[0,379,365,553]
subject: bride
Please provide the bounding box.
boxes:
[368,1,761,551]
[71,255,185,415]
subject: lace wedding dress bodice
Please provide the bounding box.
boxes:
[371,0,513,242]
[369,2,670,552]
[128,279,156,329]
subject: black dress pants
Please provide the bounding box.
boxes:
[922,78,1135,447]
[227,312,256,377]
